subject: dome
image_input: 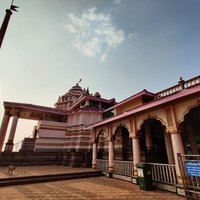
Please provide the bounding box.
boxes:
[54,83,84,110]
[68,84,83,94]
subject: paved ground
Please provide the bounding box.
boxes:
[0,166,185,200]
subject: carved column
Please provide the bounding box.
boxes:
[132,135,141,176]
[170,131,185,184]
[164,131,175,164]
[108,137,114,172]
[4,110,20,152]
[92,140,98,169]
[0,108,11,152]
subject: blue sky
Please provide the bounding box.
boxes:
[0,0,200,144]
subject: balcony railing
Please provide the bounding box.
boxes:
[155,75,200,99]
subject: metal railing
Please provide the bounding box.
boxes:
[96,159,133,176]
[96,159,108,171]
[114,160,133,176]
[150,162,177,185]
[96,159,178,186]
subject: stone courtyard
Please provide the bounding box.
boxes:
[0,166,184,200]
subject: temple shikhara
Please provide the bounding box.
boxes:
[0,75,200,196]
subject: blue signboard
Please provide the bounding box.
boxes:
[185,160,200,177]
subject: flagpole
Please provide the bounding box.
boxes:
[0,0,18,50]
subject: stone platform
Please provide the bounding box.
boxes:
[0,166,185,200]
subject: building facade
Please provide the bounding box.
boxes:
[89,76,200,194]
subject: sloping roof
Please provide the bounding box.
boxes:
[4,101,67,115]
[104,89,154,112]
[87,84,200,128]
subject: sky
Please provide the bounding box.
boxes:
[0,0,200,147]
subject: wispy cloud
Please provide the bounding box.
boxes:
[64,7,126,61]
[113,0,122,5]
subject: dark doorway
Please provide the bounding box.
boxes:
[97,131,108,160]
[181,105,200,155]
[140,119,168,163]
[114,126,132,161]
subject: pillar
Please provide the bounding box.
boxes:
[132,136,141,176]
[108,137,114,172]
[0,109,11,152]
[92,141,97,169]
[4,114,19,152]
[164,131,175,164]
[144,122,153,151]
[170,131,185,184]
[186,122,198,155]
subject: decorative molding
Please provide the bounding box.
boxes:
[179,99,200,124]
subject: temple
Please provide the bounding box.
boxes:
[0,82,116,166]
[0,75,200,195]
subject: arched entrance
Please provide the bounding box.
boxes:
[114,126,132,161]
[181,105,200,155]
[97,131,108,160]
[139,118,168,163]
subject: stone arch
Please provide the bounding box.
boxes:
[96,128,108,160]
[137,114,167,131]
[113,124,132,161]
[97,129,108,139]
[138,118,168,163]
[179,101,200,124]
[113,122,130,138]
[179,103,200,155]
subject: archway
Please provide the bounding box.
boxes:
[181,105,200,155]
[114,126,132,161]
[139,118,168,163]
[96,131,108,160]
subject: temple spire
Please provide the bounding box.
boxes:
[0,0,19,49]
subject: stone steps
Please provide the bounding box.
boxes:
[0,171,103,187]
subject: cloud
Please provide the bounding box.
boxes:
[113,0,122,5]
[127,33,139,40]
[64,7,125,61]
